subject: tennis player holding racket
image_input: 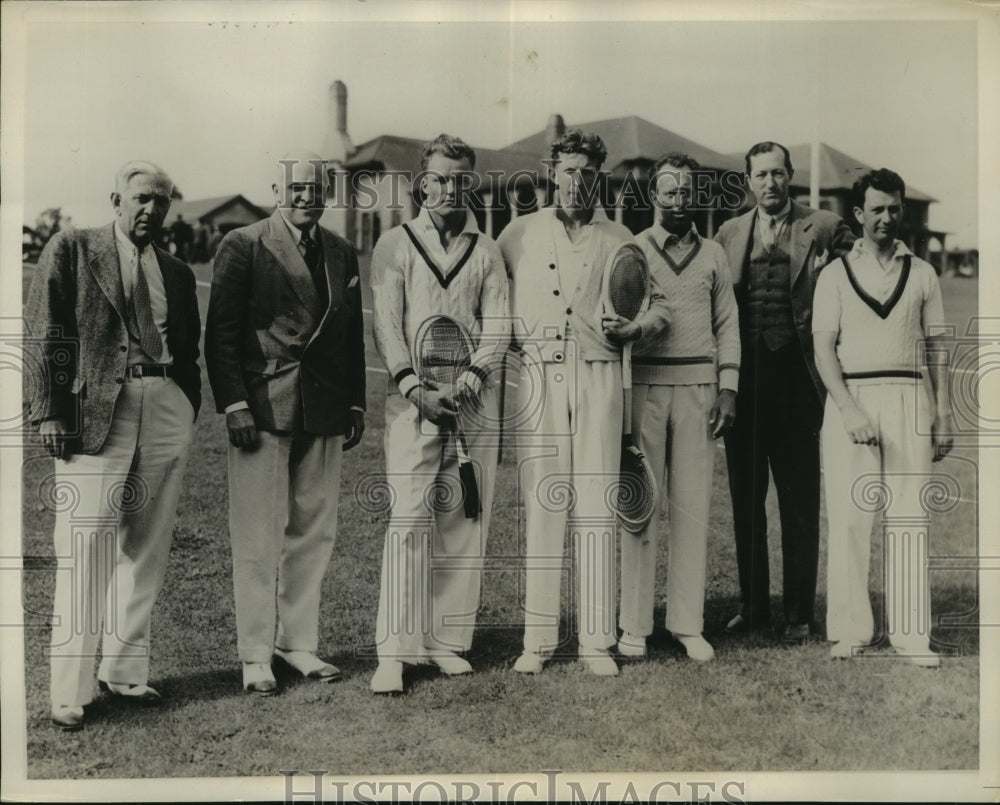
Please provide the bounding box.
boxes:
[370,135,509,694]
[619,154,740,663]
[499,129,669,677]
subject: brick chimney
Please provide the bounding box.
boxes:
[324,80,354,164]
[545,113,565,150]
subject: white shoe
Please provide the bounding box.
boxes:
[673,633,715,662]
[425,649,473,676]
[513,650,549,674]
[579,647,619,677]
[617,632,647,658]
[274,648,343,681]
[893,646,941,668]
[829,641,855,659]
[370,661,404,694]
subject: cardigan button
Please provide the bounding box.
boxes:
[548,263,556,269]
[553,289,560,296]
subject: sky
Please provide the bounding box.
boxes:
[7,2,987,249]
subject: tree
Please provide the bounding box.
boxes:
[34,208,72,244]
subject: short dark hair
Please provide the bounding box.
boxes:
[852,168,906,209]
[744,141,792,175]
[420,133,476,171]
[651,152,700,191]
[550,128,608,170]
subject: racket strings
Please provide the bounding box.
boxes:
[608,255,647,321]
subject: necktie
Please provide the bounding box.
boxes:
[129,248,163,361]
[301,229,328,306]
[762,215,777,251]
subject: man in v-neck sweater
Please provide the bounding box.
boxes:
[499,129,669,676]
[619,153,741,662]
[813,168,953,667]
[369,134,509,693]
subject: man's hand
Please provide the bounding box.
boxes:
[456,370,484,413]
[840,401,878,446]
[410,379,459,429]
[39,418,70,460]
[226,408,259,449]
[709,389,737,439]
[813,246,831,271]
[931,412,954,462]
[601,314,641,344]
[343,409,365,451]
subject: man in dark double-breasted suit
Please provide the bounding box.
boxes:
[715,141,854,643]
[205,150,366,695]
[25,160,201,730]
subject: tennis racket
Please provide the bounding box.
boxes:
[413,314,481,519]
[602,242,658,533]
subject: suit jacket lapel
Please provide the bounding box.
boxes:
[728,210,756,286]
[154,247,180,344]
[789,202,815,288]
[305,229,344,343]
[261,210,319,313]
[86,224,128,324]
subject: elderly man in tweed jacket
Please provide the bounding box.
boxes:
[25,160,201,731]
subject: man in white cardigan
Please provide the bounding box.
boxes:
[499,129,669,676]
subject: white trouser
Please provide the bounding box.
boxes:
[822,381,935,652]
[513,343,622,654]
[49,376,194,707]
[619,383,717,638]
[375,386,499,661]
[228,429,344,662]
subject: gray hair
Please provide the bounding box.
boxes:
[115,160,173,194]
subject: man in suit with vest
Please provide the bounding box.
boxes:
[25,160,201,730]
[205,150,366,695]
[715,141,854,642]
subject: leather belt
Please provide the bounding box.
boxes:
[125,364,175,379]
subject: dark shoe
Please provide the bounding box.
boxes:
[781,623,811,644]
[51,705,84,731]
[242,661,278,696]
[726,613,770,634]
[98,680,163,705]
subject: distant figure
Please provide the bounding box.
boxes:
[715,141,854,643]
[814,168,953,667]
[170,214,194,262]
[192,223,209,263]
[208,225,224,261]
[25,160,201,731]
[205,150,366,696]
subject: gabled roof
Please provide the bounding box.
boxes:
[735,143,935,203]
[505,115,742,173]
[167,195,266,224]
[345,135,542,185]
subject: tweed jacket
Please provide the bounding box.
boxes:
[714,201,854,397]
[24,223,202,455]
[204,210,366,436]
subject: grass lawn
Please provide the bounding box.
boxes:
[17,263,981,777]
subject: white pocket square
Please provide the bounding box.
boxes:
[347,276,359,288]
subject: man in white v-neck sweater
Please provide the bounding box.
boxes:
[813,168,953,667]
[619,154,741,662]
[369,134,509,693]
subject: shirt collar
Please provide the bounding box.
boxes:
[414,206,481,238]
[851,237,913,265]
[114,221,149,255]
[757,200,792,227]
[651,221,700,249]
[277,210,316,244]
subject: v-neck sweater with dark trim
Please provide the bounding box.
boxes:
[632,224,741,390]
[812,242,945,382]
[370,209,510,390]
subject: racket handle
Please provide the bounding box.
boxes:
[497,348,508,465]
[456,430,481,519]
[622,342,633,437]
